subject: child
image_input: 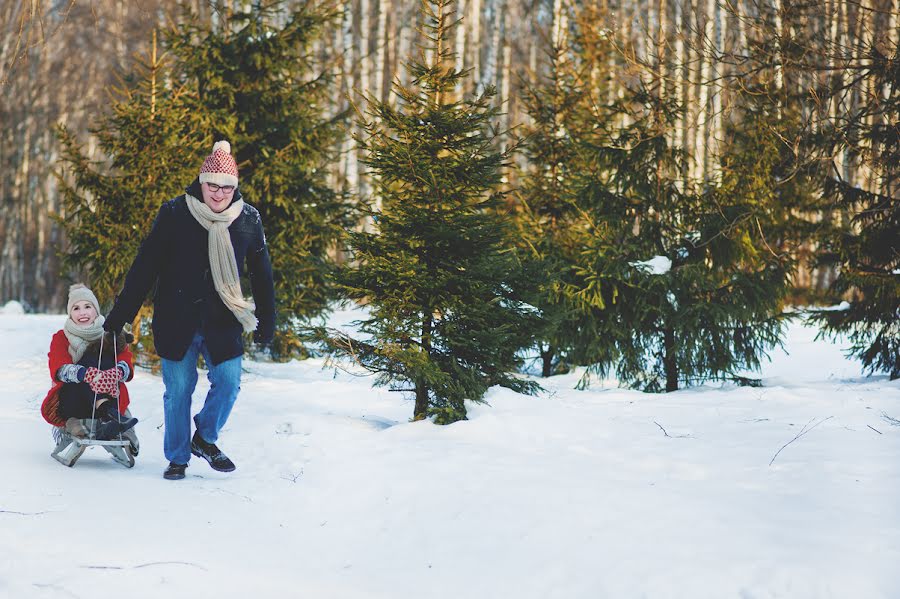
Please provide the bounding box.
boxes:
[41,284,138,440]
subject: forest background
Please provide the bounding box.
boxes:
[2,0,896,311]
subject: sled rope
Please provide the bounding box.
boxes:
[85,334,124,442]
[113,333,124,443]
[88,333,103,439]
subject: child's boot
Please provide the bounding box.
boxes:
[95,402,138,440]
[65,417,88,438]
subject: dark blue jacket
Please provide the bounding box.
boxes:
[106,180,275,365]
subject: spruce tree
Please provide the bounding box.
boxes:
[813,45,899,379]
[56,32,214,361]
[514,6,619,378]
[736,0,837,304]
[550,2,793,392]
[168,1,352,357]
[514,44,603,377]
[321,0,538,423]
[573,87,793,391]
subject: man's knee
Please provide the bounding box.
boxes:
[162,369,199,400]
[163,362,197,396]
[209,357,242,396]
[211,371,241,397]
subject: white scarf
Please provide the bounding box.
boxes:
[63,315,106,363]
[185,193,258,333]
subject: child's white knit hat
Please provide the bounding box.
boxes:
[67,283,100,316]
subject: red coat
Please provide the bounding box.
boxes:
[41,330,135,427]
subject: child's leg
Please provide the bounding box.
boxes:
[73,352,117,417]
[57,383,97,420]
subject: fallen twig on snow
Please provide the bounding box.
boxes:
[769,416,834,466]
[281,469,304,483]
[867,425,882,435]
[81,561,207,571]
[881,412,900,427]
[654,421,692,438]
[0,509,50,516]
[132,561,208,571]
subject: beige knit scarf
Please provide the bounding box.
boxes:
[63,315,106,363]
[185,193,258,333]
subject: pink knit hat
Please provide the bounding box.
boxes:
[199,140,239,187]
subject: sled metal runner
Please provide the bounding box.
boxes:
[73,438,132,446]
[51,419,138,469]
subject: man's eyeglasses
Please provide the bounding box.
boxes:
[206,183,236,193]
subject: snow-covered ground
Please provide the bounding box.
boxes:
[1,306,898,599]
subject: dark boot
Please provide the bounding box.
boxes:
[94,418,136,440]
[95,402,138,440]
[163,462,187,480]
[190,431,236,472]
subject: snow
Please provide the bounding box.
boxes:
[1,300,25,315]
[814,301,851,312]
[2,308,899,599]
[630,255,672,275]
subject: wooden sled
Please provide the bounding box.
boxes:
[51,414,139,469]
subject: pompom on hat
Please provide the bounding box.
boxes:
[199,140,239,188]
[67,283,100,316]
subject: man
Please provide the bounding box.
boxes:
[105,140,275,480]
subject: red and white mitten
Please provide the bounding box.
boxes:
[88,368,120,398]
[84,367,100,386]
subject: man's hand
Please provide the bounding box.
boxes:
[252,331,273,358]
[253,329,273,345]
[103,317,123,335]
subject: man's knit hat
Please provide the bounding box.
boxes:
[67,283,100,316]
[199,140,239,187]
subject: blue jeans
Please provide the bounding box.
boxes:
[161,332,242,464]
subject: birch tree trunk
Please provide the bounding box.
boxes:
[709,0,723,182]
[673,0,685,163]
[469,0,482,88]
[854,0,873,192]
[685,0,700,181]
[771,0,784,112]
[838,0,850,182]
[456,0,467,85]
[361,0,371,97]
[657,0,667,93]
[342,0,359,198]
[695,0,715,181]
[890,0,899,50]
[375,0,389,101]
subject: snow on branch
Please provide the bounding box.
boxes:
[629,256,672,275]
